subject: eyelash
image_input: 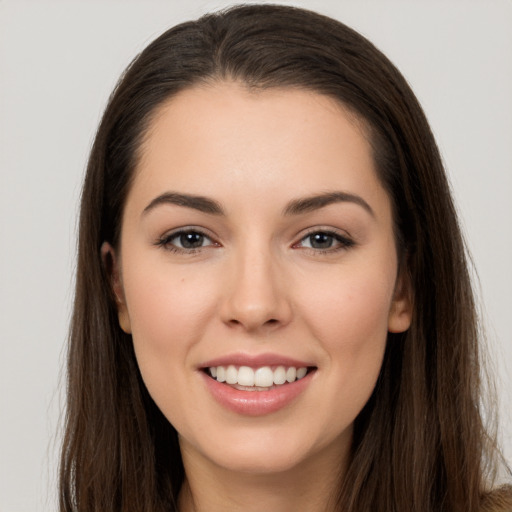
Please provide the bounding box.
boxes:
[156,228,216,254]
[293,229,355,254]
[155,228,355,255]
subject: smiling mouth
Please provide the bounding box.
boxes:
[203,365,317,391]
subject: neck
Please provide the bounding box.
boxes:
[178,436,350,512]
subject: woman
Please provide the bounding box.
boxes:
[59,4,512,511]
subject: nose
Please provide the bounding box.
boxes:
[219,244,292,333]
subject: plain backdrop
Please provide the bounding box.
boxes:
[1,1,511,510]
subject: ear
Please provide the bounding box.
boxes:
[388,267,413,333]
[101,241,132,334]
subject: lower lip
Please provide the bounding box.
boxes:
[200,370,314,416]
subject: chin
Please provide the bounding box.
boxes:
[179,421,351,477]
[216,445,306,475]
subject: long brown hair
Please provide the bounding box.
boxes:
[60,5,511,511]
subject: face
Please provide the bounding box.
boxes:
[107,83,412,476]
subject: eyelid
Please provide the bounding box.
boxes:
[154,225,354,254]
[155,226,220,252]
[292,227,355,252]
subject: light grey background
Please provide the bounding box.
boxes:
[1,1,511,510]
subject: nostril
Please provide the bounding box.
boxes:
[227,318,279,327]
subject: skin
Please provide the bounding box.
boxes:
[105,82,412,512]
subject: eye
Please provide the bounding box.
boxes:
[295,230,354,252]
[157,229,216,252]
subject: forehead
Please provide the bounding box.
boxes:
[129,82,386,216]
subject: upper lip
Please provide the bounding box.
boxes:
[199,352,315,369]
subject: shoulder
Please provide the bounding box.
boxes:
[480,485,512,512]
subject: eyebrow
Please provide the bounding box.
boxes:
[142,190,374,218]
[143,192,225,216]
[283,191,375,217]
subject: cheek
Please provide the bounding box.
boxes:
[125,264,215,342]
[121,263,226,434]
[121,261,220,397]
[302,267,393,343]
[299,267,393,403]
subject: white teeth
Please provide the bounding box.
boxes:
[296,367,307,379]
[226,365,238,384]
[255,367,274,387]
[216,366,226,383]
[286,367,297,382]
[208,364,311,387]
[237,366,255,386]
[273,366,286,385]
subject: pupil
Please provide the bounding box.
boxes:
[180,232,204,248]
[310,233,332,249]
